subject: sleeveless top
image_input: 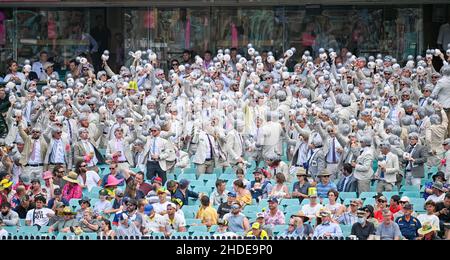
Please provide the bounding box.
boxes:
[228,214,245,233]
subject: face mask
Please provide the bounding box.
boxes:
[357,217,365,224]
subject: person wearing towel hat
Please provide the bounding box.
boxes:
[313,208,343,238]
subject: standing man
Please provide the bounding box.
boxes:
[225,120,246,171]
[44,127,72,173]
[375,142,399,192]
[192,127,219,176]
[353,136,374,194]
[106,127,134,171]
[32,51,49,81]
[441,138,450,183]
[74,128,105,169]
[18,124,47,180]
[403,133,427,188]
[142,125,175,185]
[431,66,450,137]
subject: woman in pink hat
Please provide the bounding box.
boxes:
[104,175,123,198]
[42,171,59,200]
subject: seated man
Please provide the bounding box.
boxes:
[313,209,343,238]
[48,207,78,233]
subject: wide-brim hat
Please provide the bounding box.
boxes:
[418,223,438,235]
[105,175,122,187]
[0,179,13,190]
[431,181,445,192]
[292,212,310,222]
[63,172,79,184]
[296,168,309,177]
[316,209,332,218]
[62,206,76,215]
[432,172,446,182]
[317,170,332,177]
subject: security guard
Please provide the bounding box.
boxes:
[395,203,421,240]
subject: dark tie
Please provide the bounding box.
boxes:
[67,119,72,140]
[332,138,337,163]
[338,178,345,192]
[207,134,214,159]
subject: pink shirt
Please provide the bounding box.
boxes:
[263,209,285,226]
[62,183,82,201]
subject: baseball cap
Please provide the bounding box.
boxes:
[179,179,190,188]
[268,197,278,204]
[256,212,265,219]
[218,219,228,226]
[402,203,413,210]
[53,188,62,196]
[377,196,387,202]
[99,189,108,196]
[400,196,410,203]
[227,192,237,198]
[231,203,241,210]
[157,188,168,194]
[144,204,154,215]
[115,189,124,197]
[252,222,260,229]
[152,176,163,184]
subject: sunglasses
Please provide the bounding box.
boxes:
[378,200,387,203]
[32,131,40,134]
[110,167,116,170]
[80,164,87,167]
[172,63,179,66]
[424,90,431,92]
[151,130,158,132]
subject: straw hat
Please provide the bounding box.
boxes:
[62,172,79,184]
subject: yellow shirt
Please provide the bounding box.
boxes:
[246,230,269,239]
[236,192,252,206]
[195,206,218,226]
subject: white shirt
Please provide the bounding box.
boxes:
[159,213,186,233]
[28,139,42,164]
[152,201,170,215]
[32,61,45,80]
[114,139,126,161]
[51,139,65,164]
[77,171,100,192]
[93,200,112,215]
[417,214,440,231]
[296,142,308,166]
[326,137,342,164]
[301,203,323,218]
[148,137,161,162]
[144,213,164,233]
[426,193,445,203]
[25,208,54,226]
[82,140,98,167]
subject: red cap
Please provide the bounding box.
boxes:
[152,177,163,184]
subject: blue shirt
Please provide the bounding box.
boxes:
[316,182,337,198]
[47,198,69,209]
[172,188,199,206]
[313,222,343,237]
[395,215,421,240]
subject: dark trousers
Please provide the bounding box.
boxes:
[146,161,167,185]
